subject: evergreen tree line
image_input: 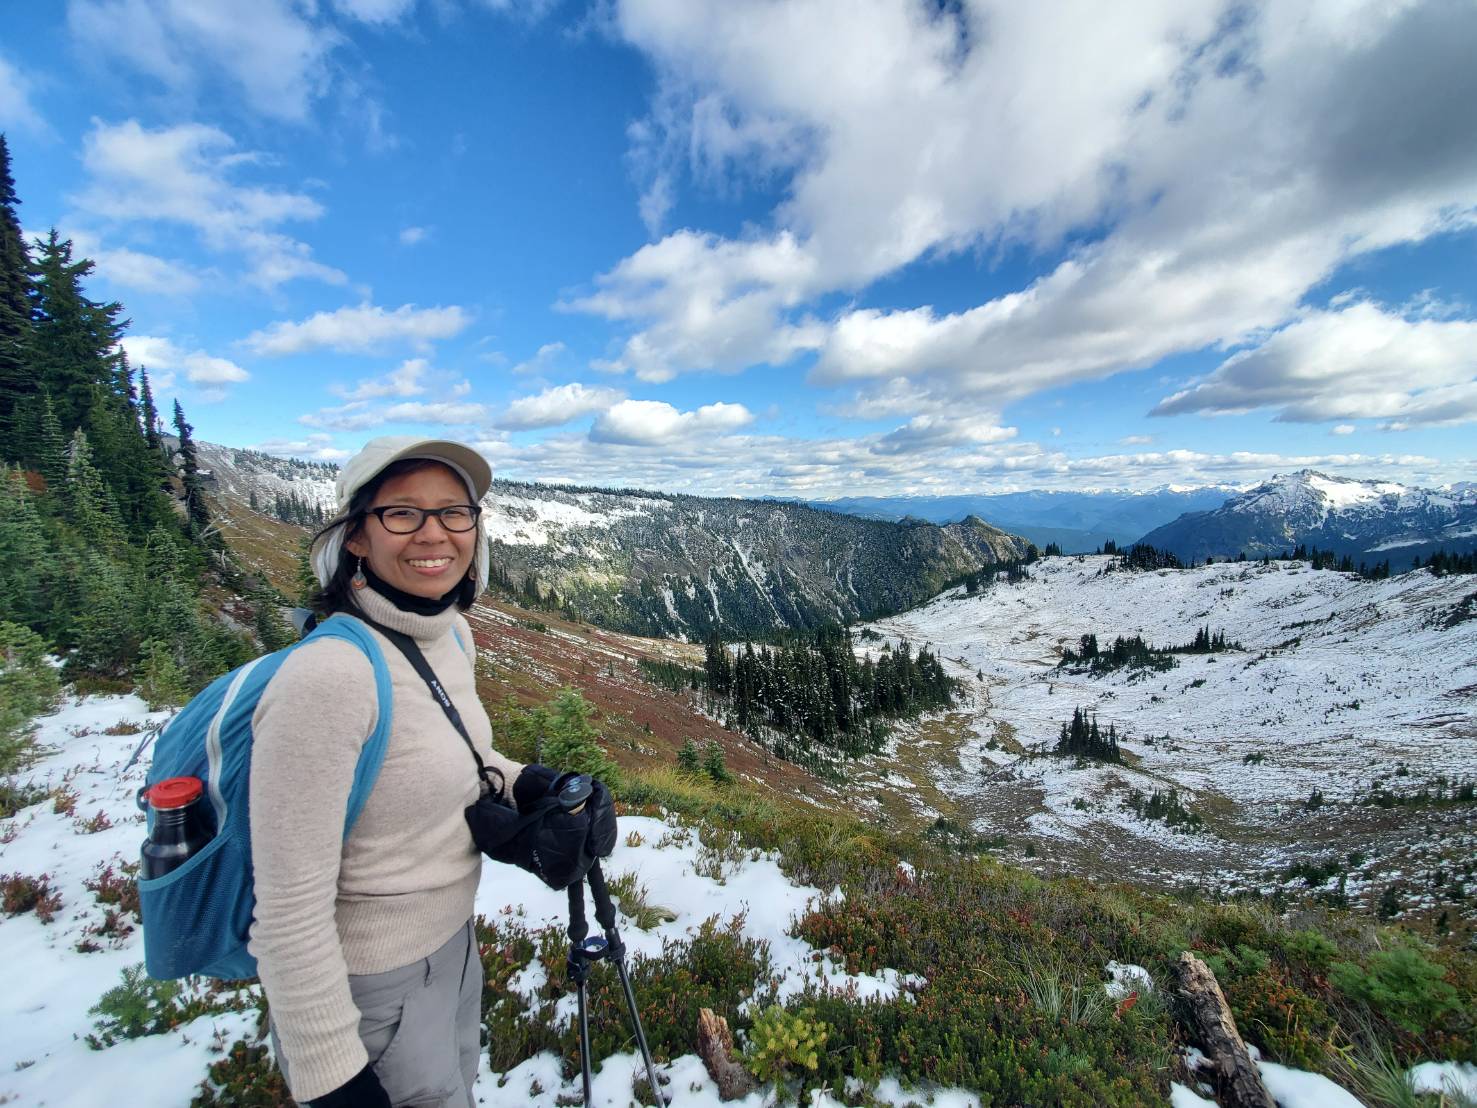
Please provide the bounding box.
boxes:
[1054,706,1121,762]
[1057,625,1241,674]
[702,626,957,765]
[957,546,1041,594]
[0,135,281,704]
[249,488,330,527]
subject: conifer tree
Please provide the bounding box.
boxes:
[138,365,163,453]
[36,393,66,493]
[0,135,34,458]
[63,427,126,552]
[28,230,127,437]
[0,468,59,633]
[172,399,214,539]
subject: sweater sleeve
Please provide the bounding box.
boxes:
[248,638,377,1102]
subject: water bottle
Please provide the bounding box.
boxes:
[141,776,213,879]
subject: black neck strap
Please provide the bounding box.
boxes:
[350,607,505,796]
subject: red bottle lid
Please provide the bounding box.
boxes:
[148,776,204,810]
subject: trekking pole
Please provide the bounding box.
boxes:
[566,861,667,1107]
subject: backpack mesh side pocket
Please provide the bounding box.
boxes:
[139,825,256,980]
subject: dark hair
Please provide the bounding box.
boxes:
[309,458,480,616]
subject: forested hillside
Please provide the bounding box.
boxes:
[202,444,1032,641]
[0,135,287,707]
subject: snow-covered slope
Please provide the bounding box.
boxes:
[7,697,1473,1106]
[862,556,1477,919]
[1138,470,1477,563]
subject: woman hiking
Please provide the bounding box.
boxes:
[248,435,523,1108]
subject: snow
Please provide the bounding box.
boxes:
[860,556,1477,896]
[3,691,1469,1106]
[1411,1061,1477,1098]
[484,491,656,548]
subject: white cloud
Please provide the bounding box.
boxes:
[331,358,431,401]
[332,0,419,23]
[567,230,825,382]
[398,225,429,246]
[57,228,204,296]
[498,382,625,430]
[485,419,1463,499]
[251,434,350,462]
[589,399,753,445]
[1153,303,1477,427]
[871,414,1017,456]
[579,1,1477,422]
[120,335,249,388]
[0,54,45,133]
[67,0,336,122]
[382,400,485,424]
[246,302,471,356]
[1120,435,1153,446]
[1332,424,1356,436]
[73,119,345,289]
[510,341,567,376]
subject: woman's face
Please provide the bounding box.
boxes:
[345,462,478,599]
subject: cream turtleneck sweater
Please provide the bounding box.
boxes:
[248,587,522,1101]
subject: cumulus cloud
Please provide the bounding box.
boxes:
[498,382,625,430]
[73,119,345,288]
[871,414,1017,456]
[1152,303,1477,426]
[120,334,249,388]
[510,341,567,376]
[246,302,471,356]
[589,399,753,444]
[67,0,336,123]
[299,398,487,432]
[330,358,431,401]
[487,421,1459,500]
[251,434,350,462]
[1332,425,1356,436]
[0,54,45,133]
[56,228,205,296]
[579,1,1477,422]
[399,225,429,246]
[567,231,825,382]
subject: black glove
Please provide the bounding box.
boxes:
[512,762,559,811]
[586,777,617,859]
[307,1065,392,1108]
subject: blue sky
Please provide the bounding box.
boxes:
[2,0,1474,497]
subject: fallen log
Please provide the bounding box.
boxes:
[1176,952,1276,1108]
[697,1007,754,1101]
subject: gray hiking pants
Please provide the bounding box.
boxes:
[273,917,483,1107]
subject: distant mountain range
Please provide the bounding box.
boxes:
[1138,470,1477,564]
[810,488,1235,552]
[198,442,1028,640]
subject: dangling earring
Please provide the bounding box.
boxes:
[350,557,367,590]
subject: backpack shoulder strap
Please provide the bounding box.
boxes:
[305,615,395,835]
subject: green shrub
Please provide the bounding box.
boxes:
[2,871,62,921]
[1330,946,1461,1035]
[87,964,252,1048]
[1280,928,1339,972]
[0,621,60,774]
[0,778,48,818]
[191,1038,290,1107]
[744,1004,830,1101]
[533,687,619,784]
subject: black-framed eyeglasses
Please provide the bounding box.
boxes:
[365,504,482,534]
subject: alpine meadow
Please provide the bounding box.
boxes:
[3,3,1477,1107]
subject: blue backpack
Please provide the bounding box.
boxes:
[137,615,394,980]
